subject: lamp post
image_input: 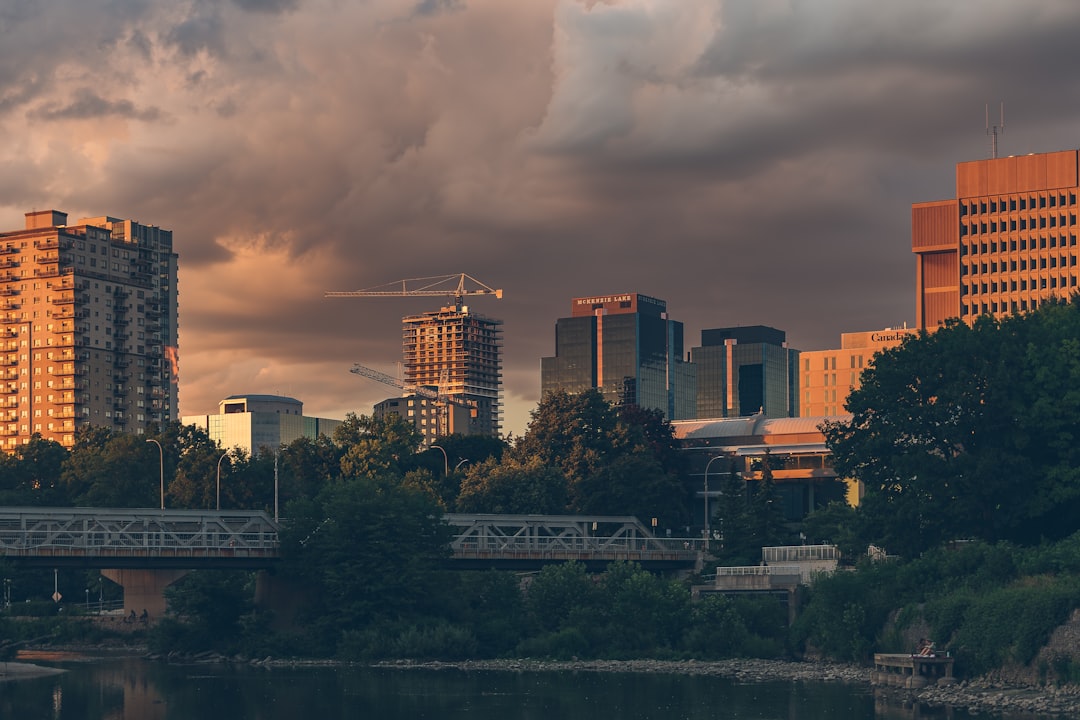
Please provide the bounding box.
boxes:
[146,438,164,510]
[703,455,725,552]
[216,452,229,511]
[454,458,470,472]
[431,444,449,476]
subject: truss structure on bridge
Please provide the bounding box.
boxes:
[444,514,697,570]
[0,508,279,568]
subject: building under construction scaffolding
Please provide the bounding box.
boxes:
[401,304,503,443]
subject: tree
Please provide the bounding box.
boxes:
[711,459,754,564]
[0,434,69,506]
[278,475,453,651]
[455,456,568,514]
[512,389,691,523]
[336,413,423,480]
[62,426,161,508]
[825,298,1080,556]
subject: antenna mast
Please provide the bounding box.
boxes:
[986,102,1005,159]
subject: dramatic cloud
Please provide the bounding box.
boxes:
[3,0,1080,434]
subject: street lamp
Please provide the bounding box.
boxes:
[703,455,725,552]
[454,458,470,472]
[146,438,164,509]
[431,444,449,475]
[216,452,229,511]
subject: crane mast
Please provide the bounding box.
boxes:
[329,272,502,442]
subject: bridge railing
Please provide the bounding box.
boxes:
[0,508,279,560]
[445,513,699,563]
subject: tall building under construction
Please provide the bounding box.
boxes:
[400,304,503,444]
[0,210,178,450]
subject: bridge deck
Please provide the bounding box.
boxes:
[0,509,698,571]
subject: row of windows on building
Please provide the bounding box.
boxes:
[961,217,1077,237]
[962,235,1078,255]
[962,296,1058,316]
[964,255,1078,275]
[806,356,865,372]
[963,275,1078,296]
[959,193,1078,216]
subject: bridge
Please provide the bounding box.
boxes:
[0,508,699,614]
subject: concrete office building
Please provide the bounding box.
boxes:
[913,149,1080,329]
[691,326,799,419]
[372,394,476,441]
[799,326,919,417]
[183,394,342,455]
[401,305,502,445]
[0,210,178,449]
[541,293,696,420]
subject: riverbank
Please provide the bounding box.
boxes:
[0,660,66,682]
[23,644,1080,716]
[372,658,1080,717]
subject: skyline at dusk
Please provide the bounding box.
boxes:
[5,1,1080,435]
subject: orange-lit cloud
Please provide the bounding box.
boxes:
[3,0,1080,434]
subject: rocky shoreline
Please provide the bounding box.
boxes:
[21,646,1080,716]
[371,657,1080,717]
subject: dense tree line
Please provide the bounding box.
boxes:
[819,295,1080,557]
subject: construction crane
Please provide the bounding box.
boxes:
[325,273,503,311]
[349,363,476,438]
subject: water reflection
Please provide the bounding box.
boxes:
[0,654,1004,720]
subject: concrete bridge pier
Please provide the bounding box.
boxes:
[101,568,189,619]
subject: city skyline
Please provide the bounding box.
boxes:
[4,1,1080,436]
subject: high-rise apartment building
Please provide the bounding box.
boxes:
[400,304,502,445]
[540,293,696,419]
[690,325,799,419]
[0,210,178,449]
[798,326,918,416]
[913,149,1080,329]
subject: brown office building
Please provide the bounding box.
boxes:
[0,210,179,449]
[913,149,1080,329]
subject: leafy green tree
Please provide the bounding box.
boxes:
[277,434,343,504]
[746,457,790,550]
[337,413,423,480]
[513,389,690,523]
[455,456,568,514]
[711,460,755,564]
[0,434,69,505]
[513,389,620,486]
[160,570,254,648]
[682,594,748,657]
[278,475,453,653]
[825,298,1080,556]
[62,426,161,507]
[571,451,686,528]
[595,561,689,655]
[800,501,863,559]
[167,424,227,509]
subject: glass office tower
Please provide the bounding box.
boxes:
[540,293,696,420]
[691,325,799,419]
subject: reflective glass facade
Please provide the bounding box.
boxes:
[691,326,799,419]
[540,293,696,419]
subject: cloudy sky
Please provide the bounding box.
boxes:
[3,0,1080,436]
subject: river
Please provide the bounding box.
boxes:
[0,652,1040,720]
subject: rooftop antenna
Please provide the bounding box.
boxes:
[986,102,1005,159]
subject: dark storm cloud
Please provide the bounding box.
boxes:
[30,89,162,121]
[6,0,1080,432]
